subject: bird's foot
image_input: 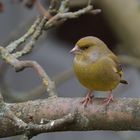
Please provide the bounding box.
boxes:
[81,94,94,107]
[102,93,114,105]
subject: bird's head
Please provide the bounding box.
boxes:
[70,36,100,55]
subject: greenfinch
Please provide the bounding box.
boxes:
[70,36,128,107]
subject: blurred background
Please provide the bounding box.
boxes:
[0,0,140,139]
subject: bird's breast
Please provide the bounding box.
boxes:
[73,56,120,91]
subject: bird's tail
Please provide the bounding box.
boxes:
[120,80,128,84]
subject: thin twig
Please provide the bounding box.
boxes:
[0,46,57,97]
[6,16,42,53]
[58,0,69,13]
[13,17,47,58]
[44,5,94,29]
[35,0,52,19]
[2,16,35,46]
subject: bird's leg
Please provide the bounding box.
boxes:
[81,90,94,107]
[103,90,114,105]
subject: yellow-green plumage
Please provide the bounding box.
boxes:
[73,36,126,91]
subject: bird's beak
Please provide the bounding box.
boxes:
[70,45,80,54]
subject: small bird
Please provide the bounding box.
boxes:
[70,36,128,107]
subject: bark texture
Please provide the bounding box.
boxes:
[0,97,140,138]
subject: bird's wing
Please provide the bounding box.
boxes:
[108,54,123,77]
[107,54,128,84]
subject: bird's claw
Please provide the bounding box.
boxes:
[80,94,94,107]
[102,94,114,105]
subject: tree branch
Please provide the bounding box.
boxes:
[44,5,97,30]
[6,16,42,53]
[23,113,75,139]
[13,16,47,58]
[0,0,99,100]
[0,46,57,97]
[0,97,140,138]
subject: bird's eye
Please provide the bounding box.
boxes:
[81,45,89,50]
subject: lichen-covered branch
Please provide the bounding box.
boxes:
[23,113,75,139]
[0,97,140,138]
[6,0,97,59]
[0,97,75,139]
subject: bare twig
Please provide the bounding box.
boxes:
[35,0,52,19]
[56,5,93,19]
[0,46,57,97]
[2,17,36,46]
[13,17,47,58]
[6,16,42,53]
[44,5,94,29]
[49,0,61,15]
[58,0,69,13]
